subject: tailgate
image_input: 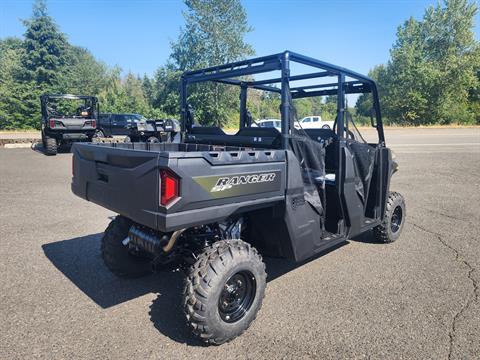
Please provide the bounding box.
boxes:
[71,143,160,229]
[52,117,95,130]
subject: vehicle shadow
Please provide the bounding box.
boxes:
[43,233,348,346]
[349,229,380,244]
[263,241,348,282]
[42,233,163,308]
[31,141,72,155]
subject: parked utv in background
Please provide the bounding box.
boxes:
[41,94,97,155]
[96,114,180,143]
[71,51,406,345]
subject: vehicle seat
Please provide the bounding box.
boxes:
[303,128,337,143]
[234,127,281,148]
[189,126,226,135]
[185,126,231,145]
[303,128,338,173]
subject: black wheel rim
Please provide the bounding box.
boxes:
[391,205,403,233]
[218,270,256,323]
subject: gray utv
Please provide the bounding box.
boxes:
[40,94,98,155]
[71,51,406,344]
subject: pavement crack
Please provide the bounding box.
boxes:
[412,222,479,360]
[421,207,473,225]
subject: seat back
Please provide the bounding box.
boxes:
[234,127,281,148]
[189,126,226,135]
[185,126,281,148]
[303,128,337,142]
[303,128,338,172]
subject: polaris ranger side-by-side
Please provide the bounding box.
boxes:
[41,94,98,155]
[71,51,406,345]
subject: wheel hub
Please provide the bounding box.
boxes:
[391,205,403,233]
[218,271,256,323]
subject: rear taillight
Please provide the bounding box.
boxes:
[160,170,179,206]
[49,119,55,128]
[91,120,96,128]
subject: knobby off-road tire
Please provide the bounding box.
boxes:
[43,135,57,156]
[373,191,406,243]
[184,239,267,345]
[101,216,152,278]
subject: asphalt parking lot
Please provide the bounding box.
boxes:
[1,128,479,359]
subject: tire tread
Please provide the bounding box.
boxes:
[101,216,152,278]
[183,239,266,345]
[373,191,405,243]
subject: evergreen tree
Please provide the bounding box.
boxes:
[152,66,182,117]
[59,46,109,96]
[170,0,254,126]
[0,38,29,129]
[22,0,70,86]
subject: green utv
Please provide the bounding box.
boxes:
[71,52,406,344]
[41,94,98,155]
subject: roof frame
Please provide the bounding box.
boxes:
[182,51,375,90]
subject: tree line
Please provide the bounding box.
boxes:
[0,0,478,130]
[357,0,479,125]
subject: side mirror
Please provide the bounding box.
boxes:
[370,108,377,128]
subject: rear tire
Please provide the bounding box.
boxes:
[43,135,57,156]
[373,191,406,243]
[184,239,266,345]
[101,216,152,278]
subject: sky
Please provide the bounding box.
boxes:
[1,0,479,78]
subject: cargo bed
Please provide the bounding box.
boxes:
[71,142,287,232]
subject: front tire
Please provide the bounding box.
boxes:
[184,239,266,345]
[43,135,57,156]
[101,216,152,278]
[373,192,406,243]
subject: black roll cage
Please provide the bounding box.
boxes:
[180,51,385,148]
[40,94,99,119]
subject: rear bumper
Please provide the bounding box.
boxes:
[44,129,95,140]
[63,133,90,140]
[156,196,284,231]
[72,180,283,232]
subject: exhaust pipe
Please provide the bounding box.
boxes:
[127,226,186,255]
[162,228,186,252]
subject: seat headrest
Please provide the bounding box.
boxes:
[303,128,338,142]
